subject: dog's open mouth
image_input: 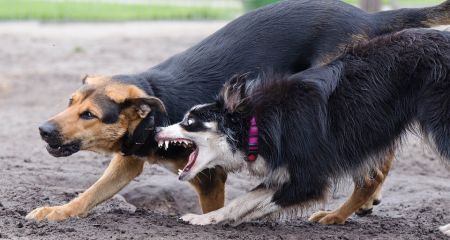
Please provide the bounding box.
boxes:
[156,138,198,180]
[46,141,81,157]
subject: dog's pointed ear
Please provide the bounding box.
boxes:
[81,74,89,84]
[293,63,343,99]
[221,74,251,113]
[83,75,112,85]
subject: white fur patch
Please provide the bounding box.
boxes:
[440,224,450,236]
[181,188,280,225]
[266,166,290,187]
[247,155,268,176]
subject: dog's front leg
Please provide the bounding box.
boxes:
[181,187,279,225]
[26,154,144,222]
[188,167,227,213]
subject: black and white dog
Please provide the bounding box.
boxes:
[157,28,450,226]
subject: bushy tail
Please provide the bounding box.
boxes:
[417,82,450,161]
[372,0,450,35]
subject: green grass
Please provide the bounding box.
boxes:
[0,0,242,21]
[344,0,443,6]
[0,0,446,21]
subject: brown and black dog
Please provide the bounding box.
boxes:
[26,0,450,223]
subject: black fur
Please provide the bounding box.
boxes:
[94,95,121,124]
[201,28,450,208]
[109,0,450,155]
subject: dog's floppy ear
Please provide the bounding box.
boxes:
[124,97,167,119]
[120,96,169,157]
[221,74,251,113]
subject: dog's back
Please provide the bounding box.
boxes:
[284,29,450,175]
[139,0,450,123]
[334,29,450,161]
[234,28,450,208]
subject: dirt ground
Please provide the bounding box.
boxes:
[0,22,449,240]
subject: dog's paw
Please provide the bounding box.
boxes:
[308,211,346,225]
[440,224,450,236]
[356,192,381,216]
[180,212,222,225]
[355,207,373,216]
[26,205,85,222]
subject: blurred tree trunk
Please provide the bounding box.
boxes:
[360,0,381,12]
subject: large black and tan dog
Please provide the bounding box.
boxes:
[157,28,450,226]
[27,0,450,222]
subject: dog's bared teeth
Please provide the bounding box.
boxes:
[164,141,169,150]
[178,169,182,175]
[158,141,163,148]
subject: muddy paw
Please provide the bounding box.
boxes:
[25,205,83,222]
[180,213,222,225]
[440,224,450,236]
[308,211,346,225]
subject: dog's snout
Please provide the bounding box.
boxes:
[39,122,58,141]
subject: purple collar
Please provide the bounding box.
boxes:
[246,116,258,162]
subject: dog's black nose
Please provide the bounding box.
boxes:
[39,122,58,141]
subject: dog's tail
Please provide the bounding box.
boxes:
[372,0,450,35]
[417,78,450,162]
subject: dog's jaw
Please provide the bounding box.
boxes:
[45,140,81,157]
[156,123,242,181]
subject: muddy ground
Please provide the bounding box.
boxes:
[0,22,449,240]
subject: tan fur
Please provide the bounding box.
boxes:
[104,83,147,103]
[27,155,145,221]
[316,33,369,66]
[309,151,394,224]
[83,75,112,86]
[52,94,128,153]
[26,76,227,222]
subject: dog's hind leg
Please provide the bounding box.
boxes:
[309,152,393,224]
[189,167,227,213]
[26,154,144,222]
[181,187,279,225]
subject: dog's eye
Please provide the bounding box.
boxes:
[187,117,195,126]
[80,111,96,120]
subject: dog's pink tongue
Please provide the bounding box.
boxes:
[179,149,198,181]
